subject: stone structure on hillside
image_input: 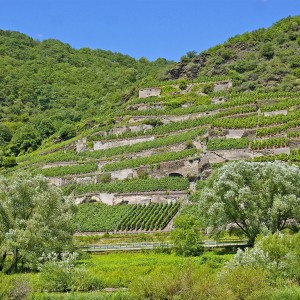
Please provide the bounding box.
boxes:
[75,191,188,205]
[139,88,161,98]
[211,97,228,104]
[213,80,233,92]
[93,136,155,151]
[76,138,88,153]
[127,103,164,111]
[151,158,200,179]
[273,147,290,155]
[263,110,288,117]
[225,129,245,139]
[203,149,254,164]
[127,109,219,125]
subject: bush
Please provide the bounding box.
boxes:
[0,274,31,300]
[202,83,214,94]
[130,264,218,300]
[217,266,270,299]
[143,118,163,127]
[58,124,76,140]
[178,79,188,90]
[1,156,17,168]
[171,215,203,256]
[261,43,274,59]
[38,252,78,292]
[99,173,111,183]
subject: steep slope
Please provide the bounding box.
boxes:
[12,77,300,232]
[167,15,300,92]
[2,16,300,233]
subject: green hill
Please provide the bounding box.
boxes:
[0,30,173,157]
[1,15,300,232]
[168,15,300,92]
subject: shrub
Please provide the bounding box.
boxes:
[261,43,275,59]
[142,118,163,127]
[217,266,270,299]
[171,215,203,256]
[0,274,31,300]
[1,156,17,168]
[99,173,111,183]
[59,124,76,140]
[178,79,188,90]
[202,83,214,94]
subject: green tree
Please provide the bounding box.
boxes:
[58,123,76,141]
[199,161,300,246]
[0,156,17,168]
[0,124,12,146]
[186,50,197,59]
[170,215,203,256]
[260,42,275,59]
[0,172,76,274]
[9,125,42,155]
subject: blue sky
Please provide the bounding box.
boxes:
[1,0,299,61]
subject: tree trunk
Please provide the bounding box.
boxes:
[5,249,18,274]
[0,252,7,272]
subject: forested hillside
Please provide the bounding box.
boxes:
[0,30,172,160]
[2,16,300,163]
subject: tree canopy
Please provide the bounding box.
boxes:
[0,172,76,273]
[198,161,300,246]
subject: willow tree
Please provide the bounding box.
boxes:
[199,161,300,246]
[0,172,76,274]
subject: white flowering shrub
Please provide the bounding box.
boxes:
[38,252,78,292]
[38,251,103,292]
[226,233,300,284]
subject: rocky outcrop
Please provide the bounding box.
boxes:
[166,53,209,80]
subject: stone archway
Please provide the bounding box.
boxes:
[169,172,184,178]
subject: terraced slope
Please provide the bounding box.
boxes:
[6,16,300,232]
[12,78,300,232]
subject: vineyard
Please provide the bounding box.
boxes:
[76,202,181,232]
[36,162,98,177]
[64,177,190,195]
[11,75,300,235]
[101,148,198,172]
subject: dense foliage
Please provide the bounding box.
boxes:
[0,172,76,274]
[207,138,249,150]
[199,161,300,246]
[37,162,98,177]
[0,30,172,159]
[117,202,180,231]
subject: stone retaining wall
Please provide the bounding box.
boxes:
[213,80,233,92]
[263,110,288,117]
[139,88,161,98]
[203,149,253,164]
[75,191,187,205]
[93,136,155,150]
